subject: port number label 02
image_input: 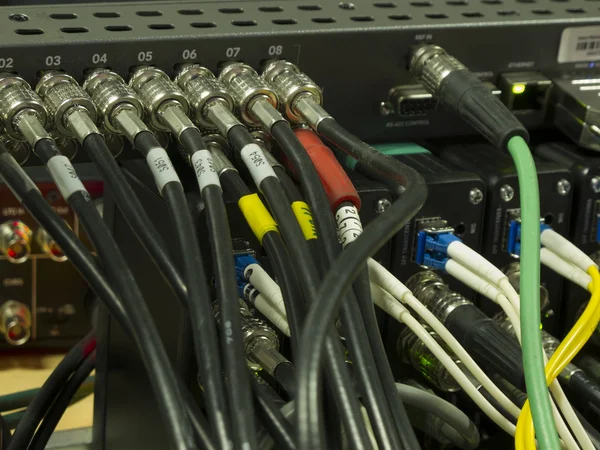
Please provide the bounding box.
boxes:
[0,58,14,69]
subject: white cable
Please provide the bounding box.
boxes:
[253,292,290,337]
[368,259,522,420]
[445,259,521,335]
[447,240,509,287]
[370,282,517,436]
[243,284,291,337]
[541,248,592,291]
[244,263,288,318]
[493,274,589,450]
[541,228,597,272]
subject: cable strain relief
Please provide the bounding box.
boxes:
[293,128,361,211]
[445,303,526,390]
[439,71,529,150]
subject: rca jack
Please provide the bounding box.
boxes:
[0,220,32,264]
[36,227,67,262]
[0,300,32,346]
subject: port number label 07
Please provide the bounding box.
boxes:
[558,26,600,63]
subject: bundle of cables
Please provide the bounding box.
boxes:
[1,42,600,450]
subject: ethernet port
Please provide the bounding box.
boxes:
[499,72,551,111]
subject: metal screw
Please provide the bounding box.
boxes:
[9,14,29,22]
[499,184,514,202]
[469,187,483,205]
[591,176,600,194]
[339,1,356,9]
[556,179,571,196]
[379,102,394,116]
[375,198,391,214]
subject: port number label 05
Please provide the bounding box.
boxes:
[558,26,600,63]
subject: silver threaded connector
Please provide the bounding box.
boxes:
[214,299,286,374]
[129,66,189,132]
[0,74,47,140]
[399,325,463,392]
[219,62,278,126]
[409,45,467,95]
[405,270,470,323]
[175,65,235,130]
[83,69,144,135]
[262,60,323,123]
[204,134,236,175]
[36,72,97,138]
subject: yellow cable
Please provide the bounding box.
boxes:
[291,201,318,241]
[516,266,600,449]
[238,193,278,244]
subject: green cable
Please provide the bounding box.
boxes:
[507,136,560,450]
[0,376,95,413]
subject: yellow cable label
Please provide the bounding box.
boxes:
[291,201,318,241]
[238,194,278,244]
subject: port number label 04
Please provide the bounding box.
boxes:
[558,26,600,63]
[92,53,108,64]
[0,58,14,69]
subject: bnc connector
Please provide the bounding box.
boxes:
[36,72,98,143]
[175,65,235,131]
[129,66,193,139]
[0,74,47,141]
[405,270,470,323]
[262,60,323,124]
[218,62,280,129]
[409,45,467,94]
[203,134,236,175]
[83,69,144,136]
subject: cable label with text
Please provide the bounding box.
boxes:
[46,155,87,200]
[191,150,221,192]
[240,144,277,188]
[146,147,181,193]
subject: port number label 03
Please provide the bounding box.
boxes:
[558,26,600,63]
[45,55,61,66]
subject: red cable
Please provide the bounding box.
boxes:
[293,129,361,211]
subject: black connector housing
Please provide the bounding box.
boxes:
[431,142,573,335]
[438,70,530,150]
[534,141,600,338]
[445,303,525,390]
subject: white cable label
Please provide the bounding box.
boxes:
[336,205,363,248]
[46,155,86,200]
[146,147,181,193]
[191,150,221,192]
[240,143,276,188]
